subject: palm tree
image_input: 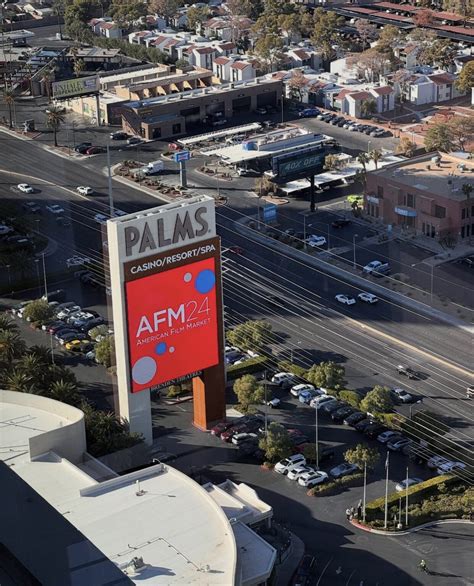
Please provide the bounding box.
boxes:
[28,345,52,365]
[0,314,19,334]
[462,183,473,200]
[369,149,383,170]
[0,330,26,364]
[73,58,85,78]
[3,89,15,129]
[357,152,369,173]
[4,369,38,394]
[46,105,66,147]
[50,379,81,406]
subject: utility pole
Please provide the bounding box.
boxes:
[264,371,268,435]
[405,466,409,527]
[41,253,48,300]
[384,451,390,529]
[362,461,367,523]
[353,234,358,269]
[107,144,114,217]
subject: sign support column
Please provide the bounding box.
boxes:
[174,150,191,188]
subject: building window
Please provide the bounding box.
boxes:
[406,193,416,208]
[377,185,384,198]
[461,208,466,220]
[172,123,181,134]
[434,205,446,219]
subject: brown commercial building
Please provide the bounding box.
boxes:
[120,77,283,140]
[365,152,474,243]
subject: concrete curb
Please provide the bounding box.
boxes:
[235,217,473,335]
[350,518,473,536]
[112,174,174,204]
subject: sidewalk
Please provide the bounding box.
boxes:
[350,517,473,537]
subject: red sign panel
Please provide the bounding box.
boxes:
[125,257,219,392]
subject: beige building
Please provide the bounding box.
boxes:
[121,77,283,140]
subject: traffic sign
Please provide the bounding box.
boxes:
[174,150,191,163]
[263,204,277,222]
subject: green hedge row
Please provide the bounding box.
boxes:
[366,474,457,514]
[227,356,268,380]
[309,472,364,496]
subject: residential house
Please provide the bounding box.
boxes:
[203,16,253,42]
[336,86,395,117]
[401,72,464,106]
[287,48,322,71]
[89,18,123,39]
[393,43,421,71]
[213,56,256,82]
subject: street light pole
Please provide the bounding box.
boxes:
[362,461,367,523]
[352,234,358,269]
[384,451,390,529]
[405,466,409,527]
[34,259,41,295]
[367,140,371,154]
[315,402,319,470]
[264,371,268,436]
[41,253,48,300]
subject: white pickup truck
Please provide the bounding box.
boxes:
[142,160,164,175]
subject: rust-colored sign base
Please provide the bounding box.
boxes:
[192,364,226,430]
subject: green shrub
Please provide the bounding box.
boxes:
[366,475,457,516]
[339,390,361,408]
[277,360,307,379]
[308,472,364,496]
[227,356,268,379]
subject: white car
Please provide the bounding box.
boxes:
[305,235,327,247]
[363,260,383,274]
[395,477,423,492]
[437,461,466,475]
[335,294,356,305]
[18,183,34,193]
[290,383,315,398]
[274,454,306,475]
[309,395,333,409]
[46,204,65,215]
[377,430,402,444]
[56,305,81,319]
[267,398,281,408]
[77,186,94,196]
[231,432,258,446]
[427,455,450,470]
[298,470,329,487]
[287,464,313,481]
[392,388,413,403]
[66,255,91,269]
[358,292,378,304]
[271,372,296,388]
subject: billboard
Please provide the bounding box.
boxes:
[125,251,220,392]
[52,75,100,100]
[272,146,326,181]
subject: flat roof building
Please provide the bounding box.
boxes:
[120,77,283,140]
[365,152,474,242]
[0,390,276,585]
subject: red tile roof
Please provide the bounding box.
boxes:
[195,46,216,54]
[428,73,455,85]
[291,49,310,60]
[214,56,230,65]
[218,42,235,50]
[433,11,465,22]
[374,2,419,12]
[371,85,393,95]
[431,24,474,36]
[335,88,352,100]
[347,91,372,101]
[231,61,251,70]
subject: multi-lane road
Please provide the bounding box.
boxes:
[1,132,473,446]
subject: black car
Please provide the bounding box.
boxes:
[322,400,345,414]
[337,119,347,127]
[110,131,128,140]
[80,317,105,332]
[330,116,343,125]
[364,127,375,135]
[293,554,315,586]
[74,142,92,154]
[355,418,373,432]
[397,365,421,380]
[59,332,87,345]
[344,411,366,426]
[332,219,351,229]
[364,423,387,439]
[54,327,78,340]
[43,289,66,302]
[23,201,41,213]
[331,406,355,423]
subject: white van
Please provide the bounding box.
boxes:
[142,160,164,175]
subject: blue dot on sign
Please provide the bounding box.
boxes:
[195,269,215,294]
[155,342,167,355]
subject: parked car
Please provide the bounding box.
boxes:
[74,142,92,153]
[57,304,81,319]
[211,421,235,436]
[42,289,66,303]
[310,396,335,409]
[436,461,466,475]
[358,292,378,304]
[305,235,327,247]
[66,255,91,269]
[85,147,105,155]
[364,423,387,439]
[335,294,356,305]
[236,167,260,177]
[331,219,351,229]
[355,418,373,432]
[387,437,412,451]
[290,383,315,398]
[287,464,314,481]
[329,462,358,479]
[54,328,78,341]
[299,389,321,404]
[271,372,297,388]
[59,332,87,345]
[274,454,306,475]
[343,411,366,426]
[391,388,413,403]
[331,406,354,423]
[231,432,258,446]
[267,398,281,408]
[322,400,345,414]
[427,455,451,470]
[397,365,421,380]
[363,260,384,274]
[17,183,34,193]
[127,136,142,145]
[255,107,267,115]
[298,470,328,488]
[395,477,423,492]
[377,430,402,444]
[110,131,128,140]
[298,108,320,118]
[65,340,94,352]
[22,201,41,213]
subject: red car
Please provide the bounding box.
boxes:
[86,146,106,155]
[220,423,247,442]
[211,421,234,436]
[168,142,182,151]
